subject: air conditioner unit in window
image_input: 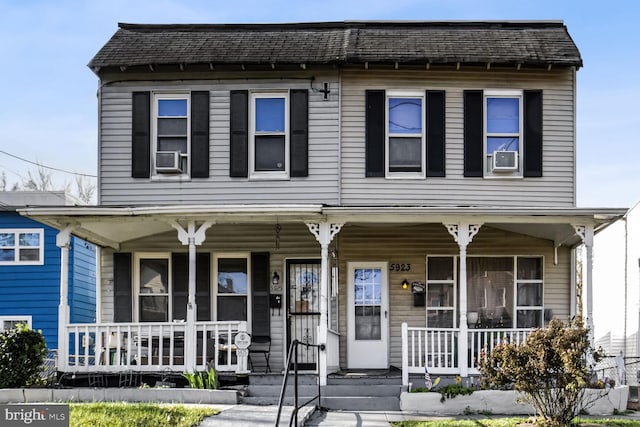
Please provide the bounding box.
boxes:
[492,151,519,171]
[155,151,182,173]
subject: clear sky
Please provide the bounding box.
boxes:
[0,0,638,207]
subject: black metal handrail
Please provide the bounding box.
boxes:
[275,339,325,427]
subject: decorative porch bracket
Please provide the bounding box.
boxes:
[171,221,214,373]
[444,223,482,378]
[56,225,74,371]
[573,224,595,345]
[306,222,343,386]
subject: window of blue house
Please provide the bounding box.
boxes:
[0,229,44,265]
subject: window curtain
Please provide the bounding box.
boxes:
[467,257,514,328]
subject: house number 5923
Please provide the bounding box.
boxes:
[390,263,411,272]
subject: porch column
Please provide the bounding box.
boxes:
[56,226,73,371]
[445,223,481,377]
[307,222,343,386]
[172,221,212,372]
[573,224,595,344]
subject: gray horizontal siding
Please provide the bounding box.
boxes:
[99,79,340,206]
[340,68,576,207]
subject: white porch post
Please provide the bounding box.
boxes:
[56,226,73,371]
[445,223,481,377]
[172,221,212,372]
[574,224,595,344]
[307,222,343,386]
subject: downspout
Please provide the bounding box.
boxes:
[624,216,628,356]
[572,66,577,206]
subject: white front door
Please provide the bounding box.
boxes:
[347,262,389,369]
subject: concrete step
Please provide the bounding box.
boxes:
[249,374,317,386]
[248,384,402,398]
[321,395,400,411]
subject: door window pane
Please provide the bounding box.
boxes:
[355,306,381,340]
[354,268,382,340]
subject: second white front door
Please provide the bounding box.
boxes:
[347,262,389,369]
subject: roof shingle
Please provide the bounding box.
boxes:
[88,21,582,71]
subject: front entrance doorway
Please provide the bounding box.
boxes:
[287,259,320,370]
[347,262,389,369]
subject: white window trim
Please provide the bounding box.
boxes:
[483,89,523,179]
[385,91,426,179]
[0,315,32,331]
[151,92,191,179]
[212,253,252,329]
[425,255,457,328]
[0,228,44,266]
[249,91,290,181]
[133,252,172,322]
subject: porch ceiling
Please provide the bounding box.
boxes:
[18,204,626,249]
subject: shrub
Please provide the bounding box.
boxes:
[0,323,47,388]
[479,317,603,427]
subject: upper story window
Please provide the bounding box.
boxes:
[0,229,44,265]
[484,91,523,177]
[463,89,542,178]
[250,93,289,179]
[386,93,425,178]
[131,91,210,180]
[365,90,445,179]
[153,94,190,176]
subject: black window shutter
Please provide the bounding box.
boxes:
[131,92,151,178]
[463,90,484,177]
[172,253,188,322]
[196,253,211,321]
[191,91,210,178]
[365,90,385,177]
[172,253,211,321]
[290,89,309,177]
[113,253,132,322]
[426,90,446,177]
[523,90,543,177]
[251,252,270,336]
[229,90,249,177]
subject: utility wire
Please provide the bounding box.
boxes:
[0,150,97,178]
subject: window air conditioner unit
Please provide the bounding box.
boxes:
[492,151,518,171]
[155,151,182,173]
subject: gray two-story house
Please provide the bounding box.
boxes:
[22,21,624,387]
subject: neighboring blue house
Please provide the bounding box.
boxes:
[0,191,96,351]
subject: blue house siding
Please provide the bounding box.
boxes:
[0,212,96,351]
[69,237,96,324]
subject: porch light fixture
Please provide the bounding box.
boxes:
[402,279,409,290]
[272,272,280,286]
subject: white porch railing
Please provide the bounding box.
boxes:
[401,323,534,385]
[63,321,247,373]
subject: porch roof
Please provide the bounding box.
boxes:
[19,204,626,250]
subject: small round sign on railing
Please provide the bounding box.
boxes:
[234,331,251,349]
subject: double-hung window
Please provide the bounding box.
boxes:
[215,254,250,322]
[386,93,425,177]
[153,93,190,176]
[0,316,32,331]
[135,253,171,322]
[0,229,44,265]
[426,256,456,328]
[484,90,523,176]
[250,93,289,179]
[516,257,544,328]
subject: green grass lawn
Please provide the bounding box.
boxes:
[391,418,640,427]
[70,402,219,427]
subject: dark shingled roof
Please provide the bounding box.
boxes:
[88,21,582,71]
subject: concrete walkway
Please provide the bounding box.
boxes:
[198,404,315,426]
